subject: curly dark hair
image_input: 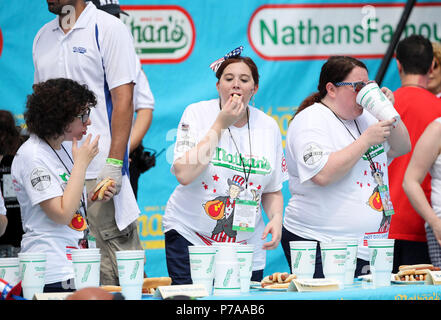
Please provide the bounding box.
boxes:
[0,110,20,155]
[24,78,97,140]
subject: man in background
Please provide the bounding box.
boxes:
[33,0,143,285]
[88,0,155,198]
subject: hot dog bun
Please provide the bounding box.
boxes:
[142,277,172,293]
[395,264,440,281]
[100,285,122,292]
[91,177,115,201]
[398,264,438,271]
[261,272,296,288]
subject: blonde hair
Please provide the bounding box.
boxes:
[433,42,441,65]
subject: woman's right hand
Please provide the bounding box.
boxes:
[216,95,246,129]
[360,119,395,148]
[72,134,100,167]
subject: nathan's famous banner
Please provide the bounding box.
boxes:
[0,1,440,277]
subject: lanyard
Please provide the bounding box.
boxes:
[219,102,252,189]
[321,102,384,184]
[45,140,89,227]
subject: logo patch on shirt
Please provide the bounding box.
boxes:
[303,143,323,165]
[30,167,51,191]
[73,46,87,54]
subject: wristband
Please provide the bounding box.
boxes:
[106,158,123,167]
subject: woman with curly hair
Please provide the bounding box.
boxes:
[11,78,115,293]
[0,110,20,237]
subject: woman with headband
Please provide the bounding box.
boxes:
[163,47,288,284]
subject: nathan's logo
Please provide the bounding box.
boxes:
[0,27,3,58]
[248,3,441,60]
[211,147,271,175]
[121,5,195,64]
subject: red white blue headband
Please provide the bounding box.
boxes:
[209,46,244,72]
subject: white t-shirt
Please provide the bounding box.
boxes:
[134,57,154,112]
[283,103,392,260]
[11,135,86,284]
[164,99,288,271]
[0,190,6,216]
[33,2,137,179]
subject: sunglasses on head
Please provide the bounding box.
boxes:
[76,107,91,124]
[334,80,375,93]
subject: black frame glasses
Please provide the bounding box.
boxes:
[76,107,91,124]
[334,80,375,93]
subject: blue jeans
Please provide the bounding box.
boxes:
[165,229,263,284]
[281,226,370,278]
[43,279,75,293]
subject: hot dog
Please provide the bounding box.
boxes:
[100,277,172,295]
[261,272,296,288]
[142,277,172,293]
[395,264,441,281]
[91,177,115,201]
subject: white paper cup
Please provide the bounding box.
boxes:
[320,242,347,288]
[332,238,359,285]
[18,252,46,300]
[356,82,400,121]
[0,258,20,286]
[116,250,145,300]
[71,250,101,290]
[188,245,217,294]
[368,239,394,287]
[213,244,240,295]
[236,244,254,293]
[289,241,317,279]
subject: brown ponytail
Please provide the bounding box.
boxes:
[292,56,368,119]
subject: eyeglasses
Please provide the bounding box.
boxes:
[76,107,91,124]
[334,80,375,93]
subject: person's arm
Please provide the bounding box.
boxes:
[0,215,7,237]
[109,83,135,161]
[386,119,411,159]
[260,190,284,250]
[403,120,441,246]
[173,95,244,185]
[130,108,153,153]
[379,86,411,159]
[312,118,396,186]
[40,135,99,225]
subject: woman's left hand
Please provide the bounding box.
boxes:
[261,215,282,250]
[381,86,395,105]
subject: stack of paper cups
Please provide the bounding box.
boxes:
[71,248,101,290]
[289,241,317,279]
[332,238,358,285]
[356,82,400,121]
[368,239,395,287]
[213,243,240,295]
[188,245,217,294]
[116,250,145,300]
[236,244,254,293]
[0,257,20,286]
[18,252,47,299]
[320,241,347,289]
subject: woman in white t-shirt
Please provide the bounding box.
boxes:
[11,78,115,292]
[164,47,288,284]
[0,110,21,237]
[403,117,441,267]
[282,56,411,278]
